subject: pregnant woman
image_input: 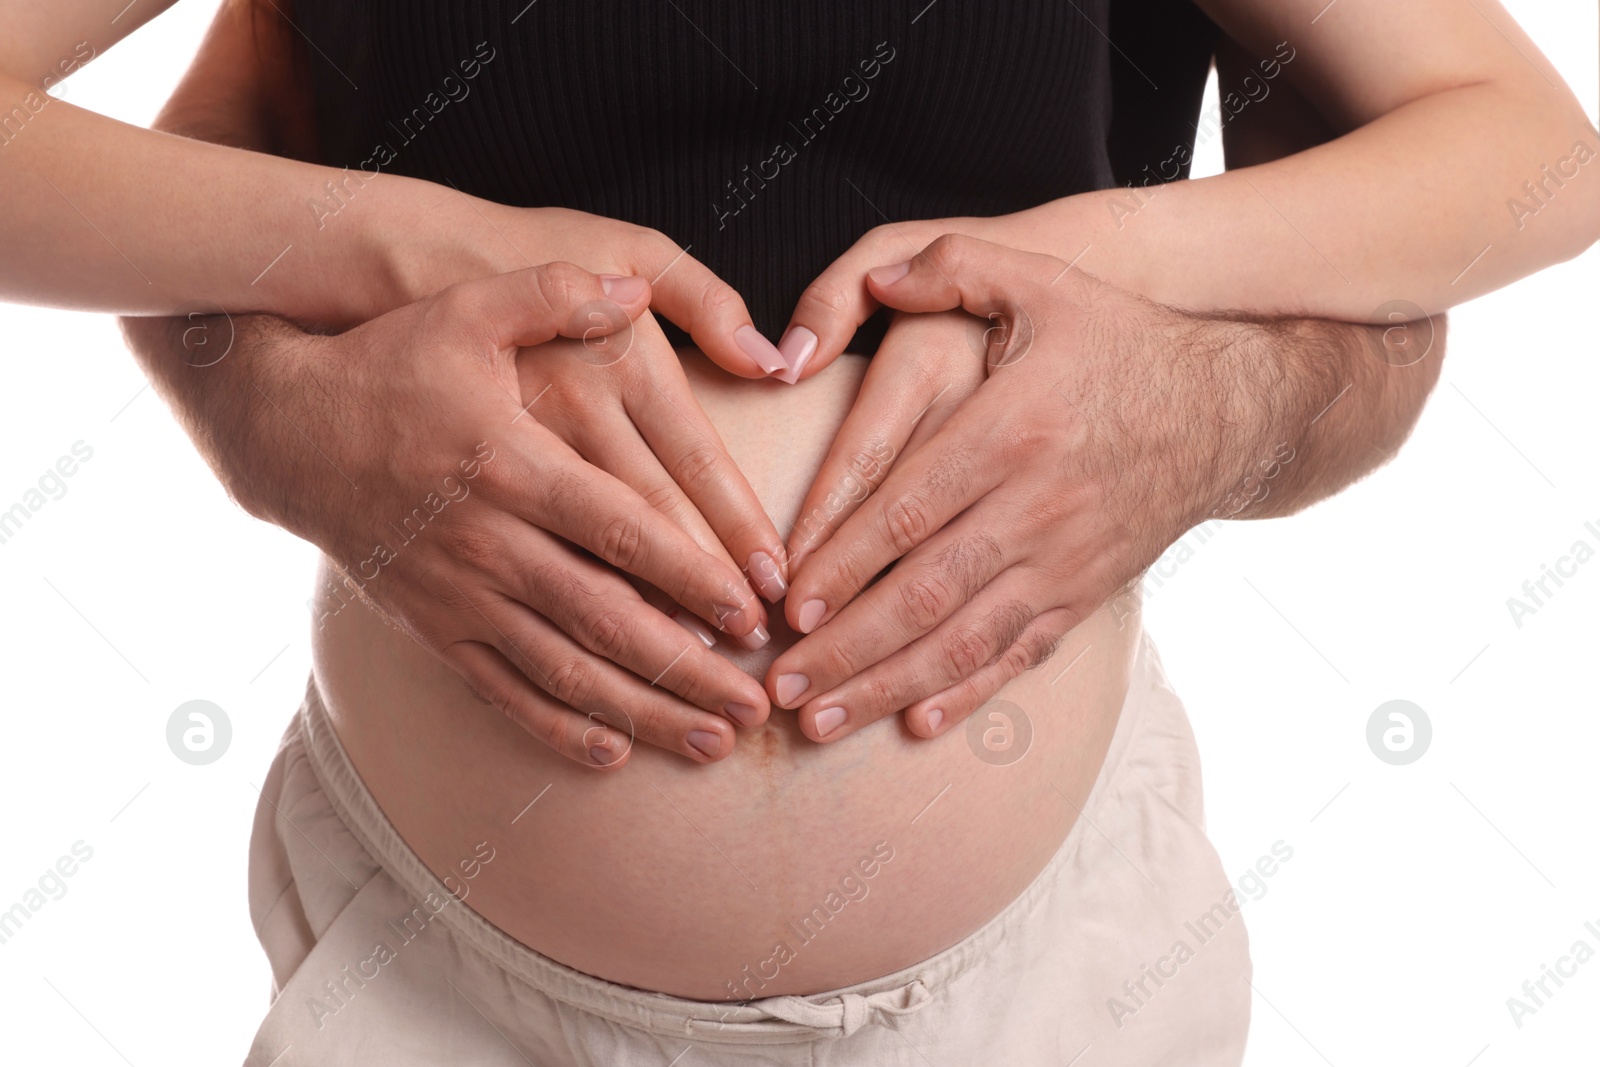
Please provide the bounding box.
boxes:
[6,0,1597,1063]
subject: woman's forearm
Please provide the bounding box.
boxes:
[1006,0,1600,323]
[0,73,492,325]
[1012,85,1599,320]
[1,1,510,325]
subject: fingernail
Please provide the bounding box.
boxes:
[925,708,944,734]
[686,729,722,758]
[868,261,911,287]
[724,702,762,728]
[589,745,615,766]
[774,326,818,385]
[734,324,787,375]
[776,673,809,706]
[814,706,847,737]
[600,274,647,302]
[667,608,716,648]
[797,598,826,634]
[735,623,770,652]
[746,551,788,602]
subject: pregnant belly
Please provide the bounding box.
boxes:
[310,345,1140,1000]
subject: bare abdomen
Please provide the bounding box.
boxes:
[310,350,1138,998]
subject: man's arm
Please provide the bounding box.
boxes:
[119,3,783,769]
[1196,307,1443,525]
[760,234,1445,741]
[767,38,1451,738]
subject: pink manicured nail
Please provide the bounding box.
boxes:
[668,608,716,648]
[776,673,810,707]
[775,326,818,385]
[589,745,615,766]
[814,706,847,736]
[686,730,722,758]
[600,274,647,301]
[925,708,945,734]
[724,702,762,728]
[868,261,911,287]
[734,623,770,652]
[796,599,826,633]
[746,551,788,602]
[735,324,787,375]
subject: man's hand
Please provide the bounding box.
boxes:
[125,266,776,770]
[119,0,795,770]
[768,234,1443,742]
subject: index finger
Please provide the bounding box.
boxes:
[773,220,943,385]
[784,408,1001,635]
[786,310,985,575]
[622,233,789,380]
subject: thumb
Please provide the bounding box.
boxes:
[446,262,652,351]
[864,234,1064,324]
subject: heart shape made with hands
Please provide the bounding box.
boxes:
[506,274,1019,749]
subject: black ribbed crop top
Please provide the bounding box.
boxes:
[295,0,1219,352]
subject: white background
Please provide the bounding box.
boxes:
[0,2,1595,1064]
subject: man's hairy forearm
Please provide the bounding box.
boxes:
[118,311,312,522]
[1089,297,1443,633]
[1194,308,1444,524]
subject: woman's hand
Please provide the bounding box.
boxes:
[766,235,1262,742]
[222,265,776,769]
[766,216,1003,386]
[405,203,795,381]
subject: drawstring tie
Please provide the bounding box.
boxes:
[751,978,934,1037]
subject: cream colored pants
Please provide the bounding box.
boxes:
[242,631,1250,1066]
